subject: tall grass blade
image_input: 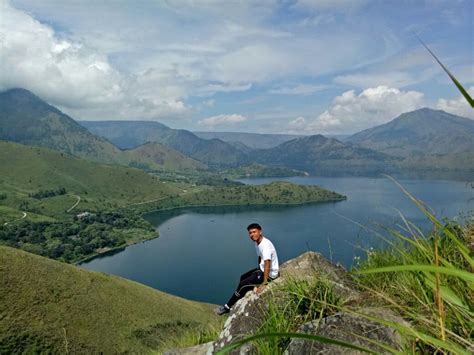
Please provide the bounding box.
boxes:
[357,264,474,285]
[418,36,474,108]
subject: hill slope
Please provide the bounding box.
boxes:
[81,120,250,167]
[124,142,207,172]
[0,140,180,211]
[0,246,220,353]
[254,135,395,174]
[0,89,122,163]
[346,108,474,156]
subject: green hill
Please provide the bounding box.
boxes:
[124,142,207,172]
[0,141,181,214]
[0,246,220,353]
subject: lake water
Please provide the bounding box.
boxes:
[80,176,474,304]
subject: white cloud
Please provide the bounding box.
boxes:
[0,0,191,120]
[289,86,425,134]
[269,84,329,95]
[198,114,248,127]
[288,116,307,130]
[293,0,369,12]
[436,87,474,119]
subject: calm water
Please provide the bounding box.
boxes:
[81,176,474,304]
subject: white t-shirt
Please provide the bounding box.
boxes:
[255,237,279,279]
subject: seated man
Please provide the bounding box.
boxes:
[215,223,279,315]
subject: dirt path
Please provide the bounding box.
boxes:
[67,195,81,212]
[4,211,27,226]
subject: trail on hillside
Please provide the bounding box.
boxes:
[67,195,81,212]
[3,211,27,226]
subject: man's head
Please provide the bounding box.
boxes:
[247,223,263,243]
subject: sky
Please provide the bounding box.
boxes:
[0,0,473,135]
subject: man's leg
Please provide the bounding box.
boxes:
[226,269,263,309]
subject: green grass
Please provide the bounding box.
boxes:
[0,246,222,353]
[128,181,346,214]
[250,277,346,354]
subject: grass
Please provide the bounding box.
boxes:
[0,246,222,353]
[354,182,473,353]
[128,181,346,214]
[250,277,346,354]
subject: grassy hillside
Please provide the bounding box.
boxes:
[129,181,345,213]
[0,246,221,353]
[0,141,181,214]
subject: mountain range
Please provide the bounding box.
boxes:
[1,88,473,174]
[81,120,249,167]
[0,89,205,172]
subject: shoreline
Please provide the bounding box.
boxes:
[79,196,347,265]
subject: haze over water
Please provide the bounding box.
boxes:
[81,176,474,304]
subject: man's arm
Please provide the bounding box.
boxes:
[256,259,271,295]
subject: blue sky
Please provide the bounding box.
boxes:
[1,0,472,134]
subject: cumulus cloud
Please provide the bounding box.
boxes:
[0,0,190,120]
[288,86,425,134]
[436,87,474,119]
[269,84,329,95]
[198,114,248,127]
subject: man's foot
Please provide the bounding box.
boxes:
[214,305,230,315]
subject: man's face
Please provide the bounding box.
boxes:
[248,228,262,242]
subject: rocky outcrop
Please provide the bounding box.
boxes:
[286,307,406,354]
[167,251,405,354]
[210,252,365,354]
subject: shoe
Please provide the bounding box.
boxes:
[214,305,230,315]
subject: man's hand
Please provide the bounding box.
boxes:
[255,284,267,295]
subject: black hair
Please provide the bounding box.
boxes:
[247,223,262,231]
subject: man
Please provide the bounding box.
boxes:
[215,223,279,315]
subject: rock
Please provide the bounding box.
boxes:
[285,307,406,354]
[164,341,213,355]
[211,251,361,354]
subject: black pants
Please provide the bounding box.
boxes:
[226,268,264,308]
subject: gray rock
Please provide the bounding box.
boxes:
[164,341,213,355]
[286,307,406,354]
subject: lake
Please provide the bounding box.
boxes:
[80,176,474,304]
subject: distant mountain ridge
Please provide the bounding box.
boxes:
[254,134,396,174]
[193,131,305,149]
[81,120,250,167]
[0,88,121,163]
[0,89,205,172]
[347,108,474,157]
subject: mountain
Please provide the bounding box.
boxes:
[255,134,395,174]
[124,142,207,172]
[0,88,121,163]
[0,89,206,172]
[193,131,305,149]
[0,246,219,353]
[346,108,474,157]
[81,121,249,167]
